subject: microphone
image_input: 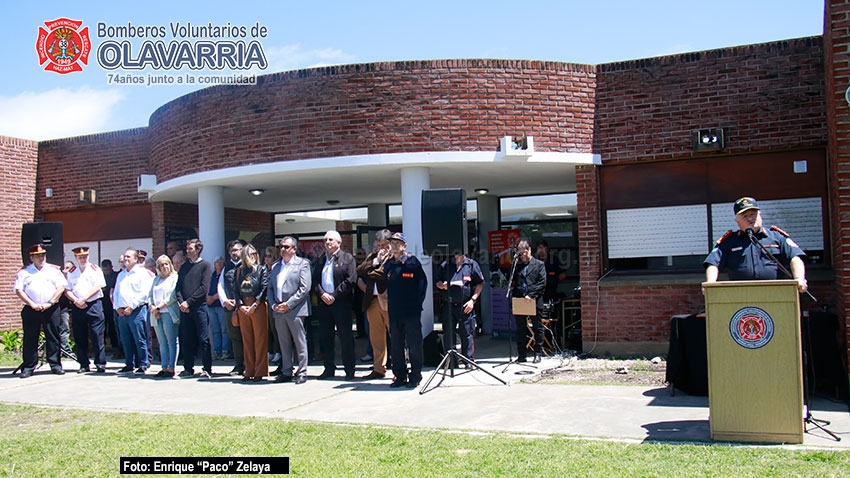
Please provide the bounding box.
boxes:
[746,227,755,240]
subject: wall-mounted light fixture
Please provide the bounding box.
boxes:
[250,189,264,196]
[78,190,96,204]
[692,128,724,152]
[474,188,489,195]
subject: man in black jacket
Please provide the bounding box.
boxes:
[511,239,547,363]
[312,230,358,380]
[218,240,244,375]
[176,238,213,379]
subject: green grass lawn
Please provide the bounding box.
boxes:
[0,403,847,477]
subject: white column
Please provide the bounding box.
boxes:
[366,203,388,246]
[400,167,434,336]
[476,195,500,334]
[367,203,388,228]
[197,186,225,263]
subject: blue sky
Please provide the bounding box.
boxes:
[1,1,825,141]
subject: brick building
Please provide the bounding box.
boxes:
[2,1,849,381]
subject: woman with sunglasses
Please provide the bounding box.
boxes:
[232,244,270,381]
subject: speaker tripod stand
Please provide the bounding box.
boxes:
[420,273,507,394]
[419,348,507,394]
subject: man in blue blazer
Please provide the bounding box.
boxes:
[268,236,312,384]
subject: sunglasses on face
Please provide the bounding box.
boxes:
[279,245,293,250]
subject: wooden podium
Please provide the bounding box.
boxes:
[702,280,804,444]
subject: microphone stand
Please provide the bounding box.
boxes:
[747,229,837,440]
[746,229,816,302]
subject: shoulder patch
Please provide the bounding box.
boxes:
[770,225,790,238]
[715,230,733,245]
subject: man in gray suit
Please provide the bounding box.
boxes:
[268,236,312,384]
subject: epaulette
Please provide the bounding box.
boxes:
[89,263,98,270]
[48,263,60,269]
[715,230,733,245]
[770,225,790,238]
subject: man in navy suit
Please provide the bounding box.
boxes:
[269,236,312,384]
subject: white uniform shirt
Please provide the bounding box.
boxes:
[113,265,154,310]
[67,263,106,302]
[14,262,67,304]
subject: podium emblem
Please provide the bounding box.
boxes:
[729,306,774,349]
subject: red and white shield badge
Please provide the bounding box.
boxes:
[36,18,91,74]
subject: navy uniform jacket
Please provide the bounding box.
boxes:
[384,253,428,321]
[438,256,484,304]
[703,227,806,281]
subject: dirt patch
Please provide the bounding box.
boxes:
[528,356,668,387]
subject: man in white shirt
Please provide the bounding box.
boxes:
[14,244,68,378]
[66,246,108,373]
[113,249,154,374]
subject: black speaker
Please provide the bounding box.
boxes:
[21,222,64,267]
[421,188,467,256]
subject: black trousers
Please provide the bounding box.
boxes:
[317,300,355,375]
[225,308,244,370]
[71,299,107,367]
[390,316,423,382]
[179,303,212,373]
[515,313,543,357]
[21,305,61,371]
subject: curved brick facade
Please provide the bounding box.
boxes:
[15,31,850,373]
[147,60,597,182]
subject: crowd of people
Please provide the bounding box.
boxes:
[13,230,455,389]
[13,222,583,391]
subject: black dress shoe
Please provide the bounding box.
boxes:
[77,367,90,374]
[345,372,356,380]
[178,369,195,377]
[51,367,65,375]
[389,378,407,388]
[118,366,134,373]
[20,369,33,378]
[95,366,106,374]
[294,375,307,384]
[275,374,292,383]
[318,369,335,380]
[516,357,527,363]
[270,368,283,376]
[228,367,244,376]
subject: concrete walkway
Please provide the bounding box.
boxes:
[1,336,847,449]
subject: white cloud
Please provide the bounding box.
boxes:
[261,44,357,73]
[0,87,125,141]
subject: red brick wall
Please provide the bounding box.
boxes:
[824,0,850,370]
[594,37,826,163]
[580,37,829,353]
[147,60,597,181]
[0,136,39,329]
[36,128,151,214]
